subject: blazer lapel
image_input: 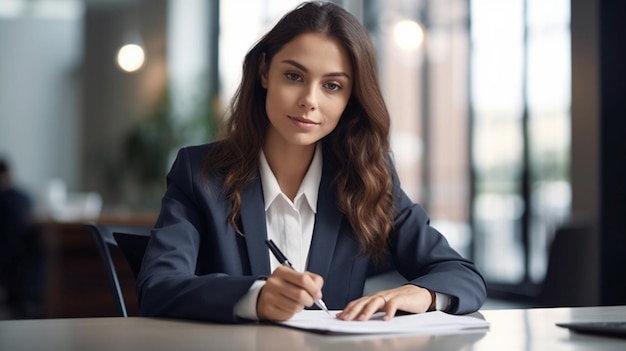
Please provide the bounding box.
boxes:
[240,176,271,276]
[306,159,342,278]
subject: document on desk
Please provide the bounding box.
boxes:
[276,310,489,335]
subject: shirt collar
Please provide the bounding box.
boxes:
[259,144,322,213]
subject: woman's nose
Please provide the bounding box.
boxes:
[298,86,318,111]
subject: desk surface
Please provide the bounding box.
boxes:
[1,306,625,351]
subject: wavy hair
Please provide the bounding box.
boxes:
[206,1,394,262]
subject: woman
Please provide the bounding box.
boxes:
[137,1,486,323]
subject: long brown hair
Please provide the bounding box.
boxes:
[207,1,394,262]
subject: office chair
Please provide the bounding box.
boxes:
[83,223,151,317]
[537,219,598,307]
[112,231,150,279]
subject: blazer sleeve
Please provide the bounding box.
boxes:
[388,164,487,314]
[136,146,260,323]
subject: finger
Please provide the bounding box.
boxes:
[257,295,302,321]
[335,297,367,320]
[276,268,324,302]
[266,271,317,307]
[303,271,324,300]
[381,295,399,321]
[257,282,306,320]
[270,265,298,280]
[355,296,386,321]
[337,295,383,321]
[306,272,325,294]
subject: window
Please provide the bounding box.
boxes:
[471,0,571,286]
[367,0,473,257]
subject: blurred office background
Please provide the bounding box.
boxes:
[0,0,624,318]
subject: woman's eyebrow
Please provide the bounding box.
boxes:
[280,59,351,79]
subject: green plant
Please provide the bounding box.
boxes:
[122,88,220,209]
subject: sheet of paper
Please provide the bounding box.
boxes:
[276,310,489,335]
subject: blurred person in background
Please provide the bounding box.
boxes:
[0,158,44,319]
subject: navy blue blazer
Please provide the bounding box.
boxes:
[136,143,487,323]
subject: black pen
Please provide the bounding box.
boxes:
[265,239,331,315]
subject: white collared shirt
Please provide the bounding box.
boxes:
[234,144,322,319]
[259,143,322,273]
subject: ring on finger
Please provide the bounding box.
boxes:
[378,295,387,306]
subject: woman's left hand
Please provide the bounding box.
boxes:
[335,285,433,321]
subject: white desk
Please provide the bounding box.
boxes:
[1,306,625,350]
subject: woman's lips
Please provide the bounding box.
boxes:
[288,115,318,129]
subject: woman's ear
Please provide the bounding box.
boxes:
[259,52,268,89]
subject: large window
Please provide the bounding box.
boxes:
[372,0,571,292]
[471,0,571,286]
[372,0,472,257]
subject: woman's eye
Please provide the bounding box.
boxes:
[325,82,342,91]
[285,73,301,81]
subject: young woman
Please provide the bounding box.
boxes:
[136,1,486,323]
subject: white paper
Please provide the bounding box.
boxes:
[276,310,489,335]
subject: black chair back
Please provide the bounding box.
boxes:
[83,223,151,317]
[113,231,150,279]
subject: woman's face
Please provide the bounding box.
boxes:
[261,32,353,150]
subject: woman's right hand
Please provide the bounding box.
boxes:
[256,266,324,321]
